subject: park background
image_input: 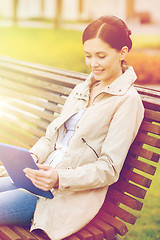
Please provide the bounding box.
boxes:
[0,0,159,239]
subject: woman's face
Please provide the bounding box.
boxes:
[84,38,123,84]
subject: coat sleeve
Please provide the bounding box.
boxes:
[56,90,144,192]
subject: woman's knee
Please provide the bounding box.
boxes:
[0,176,17,192]
[0,188,38,226]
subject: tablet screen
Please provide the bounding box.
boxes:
[0,143,53,199]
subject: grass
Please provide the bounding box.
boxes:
[0,26,160,239]
[131,34,160,49]
[0,26,160,74]
[0,26,87,72]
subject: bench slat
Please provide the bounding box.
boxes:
[0,69,73,96]
[0,115,44,143]
[107,188,143,210]
[92,218,116,240]
[1,87,63,115]
[6,101,59,122]
[0,62,81,87]
[0,55,86,81]
[130,145,159,162]
[125,157,156,175]
[135,132,160,148]
[85,224,104,240]
[141,95,160,108]
[113,179,146,199]
[97,210,128,236]
[76,229,93,240]
[144,109,160,122]
[11,226,37,240]
[0,226,21,240]
[0,106,52,134]
[102,200,137,224]
[0,127,30,149]
[29,230,50,240]
[1,79,67,105]
[135,85,160,98]
[66,235,81,240]
[0,121,36,147]
[140,121,160,135]
[121,168,152,188]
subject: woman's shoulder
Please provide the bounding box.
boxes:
[124,84,141,100]
[118,85,143,108]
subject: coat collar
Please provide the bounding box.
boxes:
[75,66,137,99]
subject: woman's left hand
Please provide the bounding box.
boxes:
[23,164,59,191]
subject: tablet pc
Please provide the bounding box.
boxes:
[0,143,53,199]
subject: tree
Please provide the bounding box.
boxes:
[12,0,18,25]
[78,0,83,20]
[126,0,135,20]
[54,0,63,28]
[40,0,45,18]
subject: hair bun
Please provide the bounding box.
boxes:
[127,29,132,36]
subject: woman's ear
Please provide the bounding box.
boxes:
[120,46,129,60]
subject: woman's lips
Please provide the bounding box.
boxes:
[92,69,104,75]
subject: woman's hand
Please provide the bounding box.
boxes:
[23,164,59,191]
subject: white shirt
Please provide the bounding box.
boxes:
[47,108,86,168]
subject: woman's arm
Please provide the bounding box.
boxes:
[25,89,144,193]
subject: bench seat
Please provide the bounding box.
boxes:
[0,55,159,240]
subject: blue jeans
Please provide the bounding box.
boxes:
[0,176,38,226]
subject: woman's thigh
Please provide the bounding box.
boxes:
[0,176,17,192]
[0,177,38,226]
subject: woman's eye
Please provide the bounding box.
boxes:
[98,55,106,59]
[85,55,91,58]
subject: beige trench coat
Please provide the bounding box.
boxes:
[29,67,144,240]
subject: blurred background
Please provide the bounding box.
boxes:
[0,0,160,87]
[0,1,159,240]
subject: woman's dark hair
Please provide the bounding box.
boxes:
[82,15,132,51]
[82,16,132,72]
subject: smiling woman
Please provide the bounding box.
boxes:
[0,15,145,240]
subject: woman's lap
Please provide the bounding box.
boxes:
[0,177,38,226]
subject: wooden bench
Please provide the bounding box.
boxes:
[0,55,159,240]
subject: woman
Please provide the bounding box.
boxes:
[0,16,144,240]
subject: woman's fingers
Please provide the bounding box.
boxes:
[23,165,59,191]
[37,164,52,171]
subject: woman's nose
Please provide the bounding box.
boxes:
[91,59,99,68]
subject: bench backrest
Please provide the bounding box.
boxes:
[0,55,159,239]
